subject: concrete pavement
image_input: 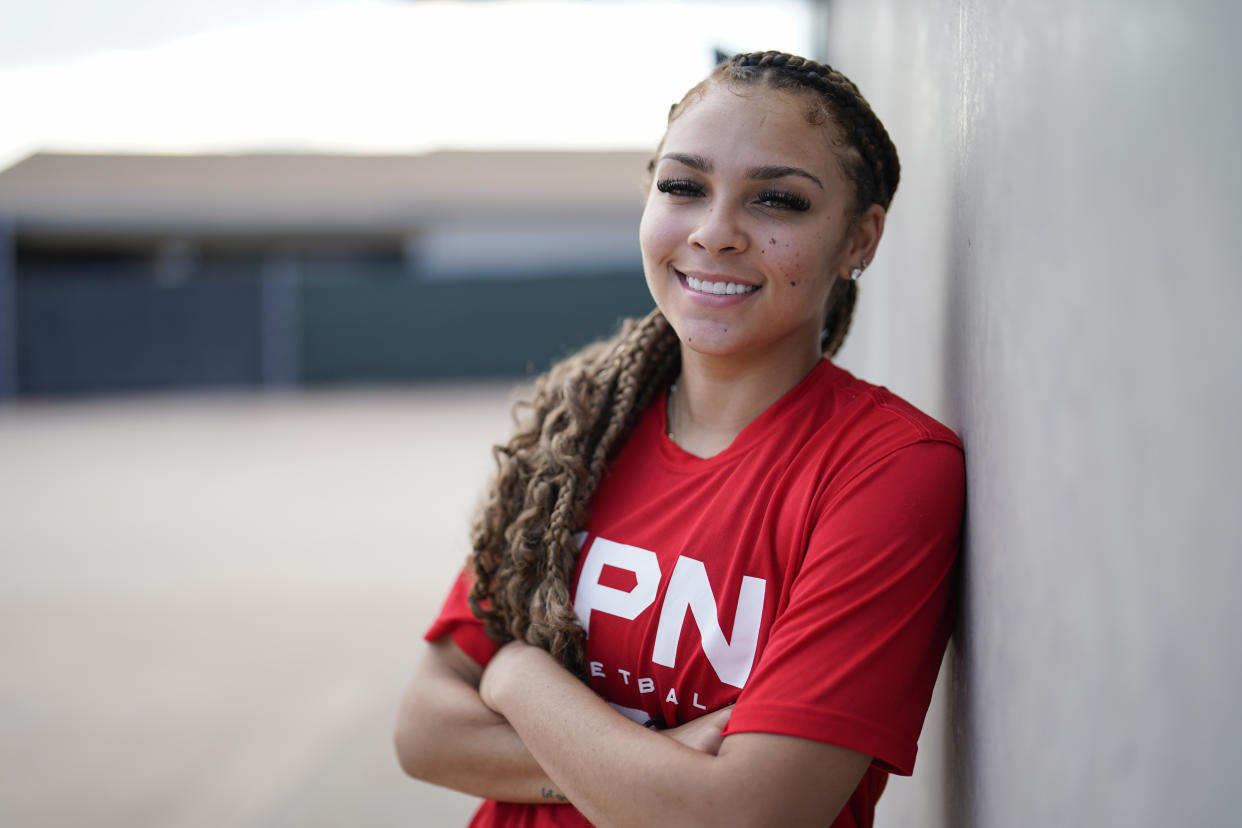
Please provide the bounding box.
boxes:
[0,384,527,827]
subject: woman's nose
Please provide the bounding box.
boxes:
[687,206,748,255]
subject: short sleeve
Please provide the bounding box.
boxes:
[423,568,502,667]
[723,439,964,775]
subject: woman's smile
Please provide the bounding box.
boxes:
[678,269,760,306]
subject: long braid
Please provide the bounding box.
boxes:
[469,310,679,677]
[821,276,858,357]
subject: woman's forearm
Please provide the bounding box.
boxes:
[480,643,722,827]
[481,642,870,828]
[394,639,568,804]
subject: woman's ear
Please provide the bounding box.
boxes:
[838,204,886,279]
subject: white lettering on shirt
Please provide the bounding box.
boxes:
[574,536,768,690]
[651,556,766,688]
[574,538,661,636]
[590,658,725,723]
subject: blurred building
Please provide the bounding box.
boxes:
[0,150,654,397]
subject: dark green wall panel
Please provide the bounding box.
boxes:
[17,273,261,394]
[301,271,654,382]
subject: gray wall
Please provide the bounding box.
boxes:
[823,2,1242,826]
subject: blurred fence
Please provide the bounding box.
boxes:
[12,251,652,395]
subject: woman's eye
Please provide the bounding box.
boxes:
[655,178,704,198]
[757,190,811,211]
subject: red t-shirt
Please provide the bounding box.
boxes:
[425,359,965,827]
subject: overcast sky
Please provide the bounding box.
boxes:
[0,0,814,171]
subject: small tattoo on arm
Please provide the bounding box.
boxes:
[540,786,568,802]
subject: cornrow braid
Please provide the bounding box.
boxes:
[469,310,680,677]
[724,51,900,212]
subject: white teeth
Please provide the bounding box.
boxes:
[685,275,757,295]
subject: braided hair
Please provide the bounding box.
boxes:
[468,52,899,676]
[469,311,681,677]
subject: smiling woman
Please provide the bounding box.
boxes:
[394,52,964,828]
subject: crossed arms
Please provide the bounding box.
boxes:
[394,636,869,828]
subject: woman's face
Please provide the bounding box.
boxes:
[640,83,869,365]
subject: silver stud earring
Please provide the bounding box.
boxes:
[849,258,868,281]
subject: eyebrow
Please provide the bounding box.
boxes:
[659,153,823,190]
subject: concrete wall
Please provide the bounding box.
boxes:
[824,2,1242,826]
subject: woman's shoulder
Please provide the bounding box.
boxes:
[771,361,963,495]
[790,365,965,561]
[807,360,961,450]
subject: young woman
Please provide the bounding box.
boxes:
[395,51,965,828]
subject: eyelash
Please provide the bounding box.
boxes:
[655,178,702,197]
[757,190,811,212]
[655,179,811,212]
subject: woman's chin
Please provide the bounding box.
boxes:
[666,319,743,358]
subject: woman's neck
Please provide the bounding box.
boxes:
[669,344,824,458]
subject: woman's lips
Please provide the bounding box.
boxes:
[677,270,760,306]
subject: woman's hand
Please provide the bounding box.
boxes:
[663,705,733,756]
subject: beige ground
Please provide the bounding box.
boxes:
[0,383,529,827]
